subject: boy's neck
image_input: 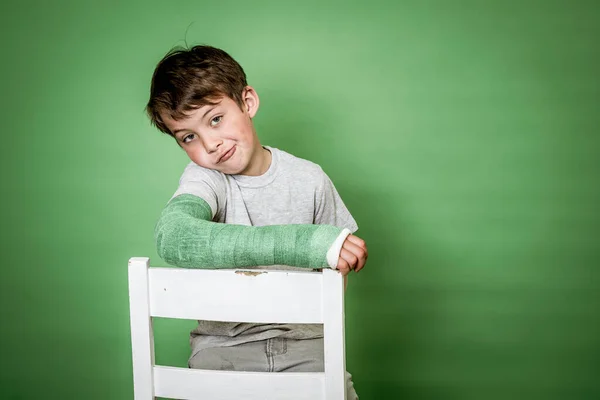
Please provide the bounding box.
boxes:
[240,146,272,177]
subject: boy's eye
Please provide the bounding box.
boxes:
[182,133,195,143]
[210,116,222,127]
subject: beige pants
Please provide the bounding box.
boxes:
[189,337,358,399]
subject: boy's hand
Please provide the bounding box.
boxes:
[336,234,368,276]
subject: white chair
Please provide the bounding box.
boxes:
[128,257,347,400]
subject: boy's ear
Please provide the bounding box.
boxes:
[243,86,259,118]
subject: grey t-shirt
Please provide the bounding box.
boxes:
[170,146,358,352]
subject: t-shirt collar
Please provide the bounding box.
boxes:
[231,146,278,188]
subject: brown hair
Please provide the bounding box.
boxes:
[146,45,248,136]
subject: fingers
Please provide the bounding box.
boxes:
[335,234,368,276]
[342,235,368,273]
[346,235,368,259]
[336,258,351,276]
[346,234,367,251]
[341,241,366,272]
[340,248,358,270]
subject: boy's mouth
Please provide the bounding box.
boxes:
[218,146,236,163]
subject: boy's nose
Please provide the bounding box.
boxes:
[206,139,223,154]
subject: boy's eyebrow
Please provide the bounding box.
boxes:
[201,105,219,120]
[173,128,189,137]
[172,104,221,136]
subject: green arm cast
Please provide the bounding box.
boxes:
[155,194,344,269]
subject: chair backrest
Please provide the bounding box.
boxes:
[128,257,347,400]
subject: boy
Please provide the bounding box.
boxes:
[146,45,367,399]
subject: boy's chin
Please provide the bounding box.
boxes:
[220,162,248,175]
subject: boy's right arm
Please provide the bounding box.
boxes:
[155,194,346,269]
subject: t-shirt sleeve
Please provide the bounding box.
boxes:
[314,168,359,233]
[170,163,227,220]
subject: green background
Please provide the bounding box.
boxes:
[1,0,599,399]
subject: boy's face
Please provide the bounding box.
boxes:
[160,87,263,175]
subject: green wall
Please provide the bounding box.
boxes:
[1,1,599,399]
